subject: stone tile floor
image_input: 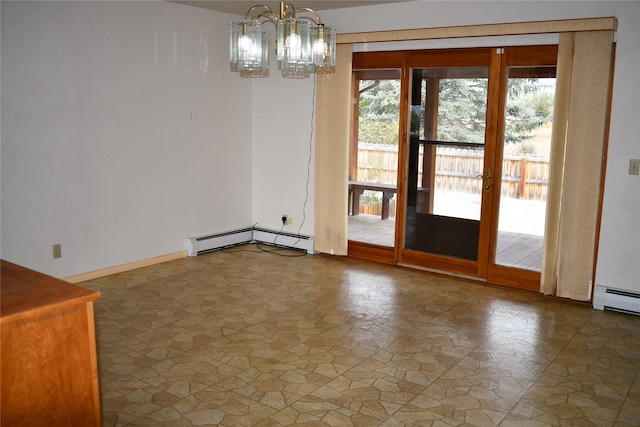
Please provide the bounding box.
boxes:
[82,245,640,426]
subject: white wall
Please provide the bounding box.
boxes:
[1,1,253,277]
[2,1,638,293]
[254,1,639,292]
[252,75,316,236]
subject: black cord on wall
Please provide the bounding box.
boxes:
[222,76,316,259]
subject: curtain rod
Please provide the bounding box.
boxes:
[336,16,618,45]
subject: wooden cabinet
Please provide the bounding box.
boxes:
[1,260,101,426]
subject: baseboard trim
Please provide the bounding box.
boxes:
[188,226,315,256]
[63,251,188,284]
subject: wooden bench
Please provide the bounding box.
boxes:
[348,181,397,219]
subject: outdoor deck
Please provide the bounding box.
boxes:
[348,191,545,271]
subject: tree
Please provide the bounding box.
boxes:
[503,78,554,144]
[436,78,488,144]
[358,80,400,145]
[357,77,554,146]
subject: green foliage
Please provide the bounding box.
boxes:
[503,79,554,144]
[358,118,399,145]
[359,190,380,205]
[359,80,401,145]
[436,79,487,143]
[357,76,555,147]
[359,80,401,124]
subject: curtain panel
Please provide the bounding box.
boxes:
[541,30,615,300]
[313,44,353,255]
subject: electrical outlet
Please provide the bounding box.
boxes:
[629,159,640,176]
[286,217,294,225]
[52,244,62,259]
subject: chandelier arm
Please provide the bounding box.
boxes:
[280,2,296,19]
[253,10,279,26]
[291,7,322,24]
[244,4,278,21]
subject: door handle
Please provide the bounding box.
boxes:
[477,169,491,192]
[484,168,491,192]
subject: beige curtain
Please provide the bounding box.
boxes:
[541,30,615,300]
[313,44,353,255]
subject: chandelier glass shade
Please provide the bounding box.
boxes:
[229,2,336,78]
[229,21,270,77]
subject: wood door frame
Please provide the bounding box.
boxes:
[349,48,498,275]
[485,44,558,291]
[396,47,498,277]
[348,45,560,293]
[348,51,406,265]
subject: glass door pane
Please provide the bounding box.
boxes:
[348,70,401,247]
[495,68,556,270]
[405,67,489,260]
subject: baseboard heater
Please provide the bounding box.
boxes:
[593,284,640,316]
[187,226,315,256]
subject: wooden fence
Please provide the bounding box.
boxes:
[356,144,549,207]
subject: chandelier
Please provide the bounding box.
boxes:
[229,2,336,78]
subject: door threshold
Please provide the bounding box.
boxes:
[397,262,486,283]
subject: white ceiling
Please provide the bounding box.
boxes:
[172,1,412,17]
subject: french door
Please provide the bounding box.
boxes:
[487,46,557,289]
[349,46,557,291]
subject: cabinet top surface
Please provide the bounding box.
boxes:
[1,260,100,324]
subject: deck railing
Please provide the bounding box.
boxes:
[355,144,549,211]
